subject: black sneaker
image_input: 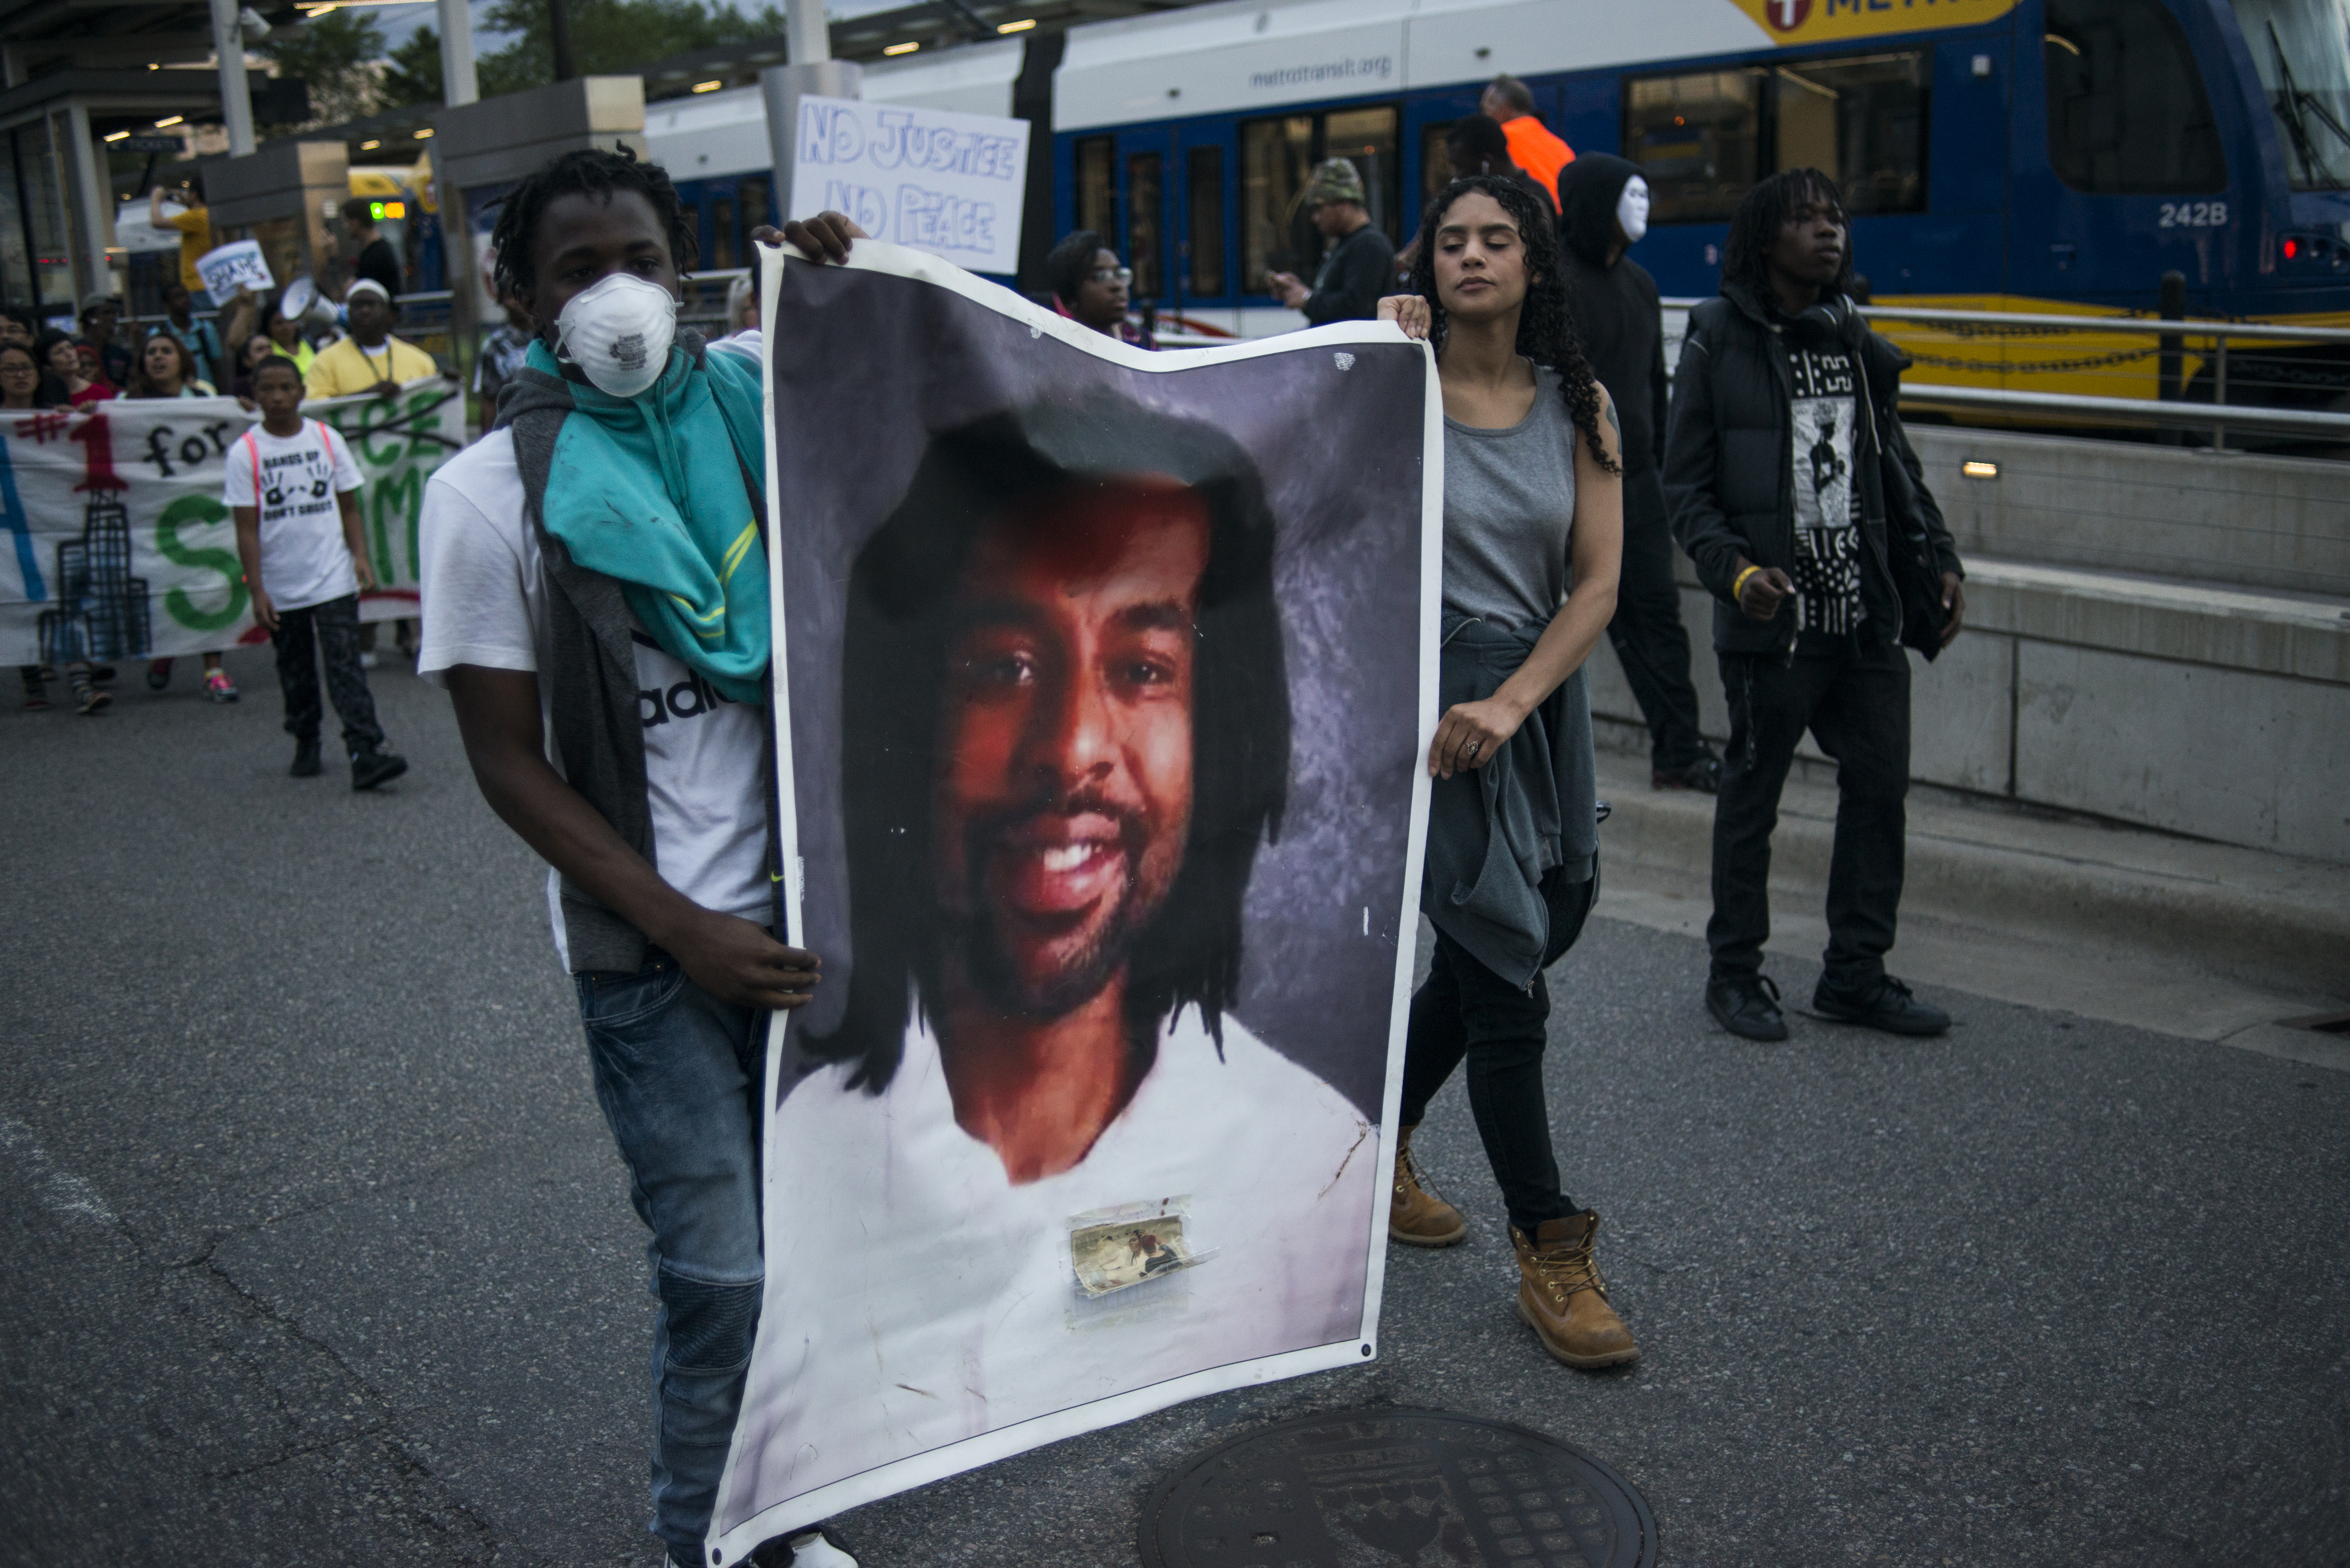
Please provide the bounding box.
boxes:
[291,739,322,778]
[1813,974,1951,1037]
[72,682,109,716]
[21,670,48,710]
[1653,752,1723,793]
[1706,974,1787,1041]
[350,749,408,791]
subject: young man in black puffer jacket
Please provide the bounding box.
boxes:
[1662,167,1966,1043]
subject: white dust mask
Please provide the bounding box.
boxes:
[1616,176,1651,246]
[552,271,679,398]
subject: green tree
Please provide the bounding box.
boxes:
[256,9,388,129]
[379,26,445,109]
[482,0,784,94]
[380,0,785,110]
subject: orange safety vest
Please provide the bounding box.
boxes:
[1502,116,1576,207]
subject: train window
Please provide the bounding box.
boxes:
[741,178,769,243]
[2229,0,2350,190]
[1241,116,1315,290]
[1127,152,1164,298]
[2045,0,2225,192]
[1186,146,1224,298]
[1325,105,1402,239]
[1075,136,1115,239]
[1239,108,1401,295]
[1624,69,1766,223]
[711,195,738,270]
[1421,121,1457,214]
[1771,52,1929,214]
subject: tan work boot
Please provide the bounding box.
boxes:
[1511,1210,1639,1368]
[1389,1124,1466,1246]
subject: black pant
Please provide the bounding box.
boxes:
[1604,470,1708,771]
[1708,630,1910,991]
[271,594,384,753]
[1399,874,1596,1236]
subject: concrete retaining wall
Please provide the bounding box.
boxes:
[1587,554,2350,865]
[1908,426,2350,599]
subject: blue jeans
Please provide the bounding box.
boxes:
[574,954,765,1567]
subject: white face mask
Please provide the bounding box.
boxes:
[551,271,678,398]
[1616,176,1651,246]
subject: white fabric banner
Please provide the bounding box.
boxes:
[710,240,1440,1561]
[0,376,459,665]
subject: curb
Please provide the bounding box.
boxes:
[1593,754,2350,1000]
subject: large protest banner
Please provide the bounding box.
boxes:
[709,240,1440,1561]
[0,376,459,666]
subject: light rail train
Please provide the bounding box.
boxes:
[642,0,2350,401]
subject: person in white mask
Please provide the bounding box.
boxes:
[413,146,866,1568]
[1557,154,1722,795]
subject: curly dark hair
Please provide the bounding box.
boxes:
[1722,167,1855,301]
[489,145,698,305]
[1407,175,1620,473]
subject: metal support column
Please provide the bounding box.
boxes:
[761,1,857,219]
[437,0,478,107]
[61,101,112,298]
[209,0,254,157]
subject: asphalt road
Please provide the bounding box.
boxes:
[3,650,2345,1568]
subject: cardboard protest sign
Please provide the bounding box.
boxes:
[194,239,276,306]
[709,240,1438,1561]
[787,95,1030,276]
[0,377,460,663]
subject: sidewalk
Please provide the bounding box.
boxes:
[1590,748,2350,1070]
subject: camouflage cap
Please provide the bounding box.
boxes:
[1304,157,1368,208]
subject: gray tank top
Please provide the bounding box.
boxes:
[1441,364,1578,632]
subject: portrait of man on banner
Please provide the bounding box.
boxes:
[715,245,1434,1557]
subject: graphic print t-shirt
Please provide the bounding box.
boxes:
[1785,342,1865,636]
[223,419,365,612]
[412,427,770,969]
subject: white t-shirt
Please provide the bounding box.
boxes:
[414,427,771,969]
[718,1009,1376,1522]
[222,418,364,613]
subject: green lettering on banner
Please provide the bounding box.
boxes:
[351,394,407,469]
[371,464,425,580]
[154,493,249,631]
[404,390,442,463]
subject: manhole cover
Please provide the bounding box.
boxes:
[1139,1407,1655,1568]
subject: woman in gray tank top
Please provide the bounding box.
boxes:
[1376,175,1637,1370]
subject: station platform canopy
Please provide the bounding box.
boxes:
[0,0,306,310]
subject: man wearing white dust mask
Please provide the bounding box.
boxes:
[414,145,867,1568]
[1557,155,1721,795]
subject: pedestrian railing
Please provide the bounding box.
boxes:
[1661,297,2350,452]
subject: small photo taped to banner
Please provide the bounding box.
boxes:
[1071,1210,1196,1297]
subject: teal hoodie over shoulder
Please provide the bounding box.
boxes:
[527,336,770,702]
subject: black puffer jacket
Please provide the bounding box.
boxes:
[1662,281,1962,656]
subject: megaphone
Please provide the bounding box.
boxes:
[281,275,335,333]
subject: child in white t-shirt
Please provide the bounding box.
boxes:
[225,354,408,789]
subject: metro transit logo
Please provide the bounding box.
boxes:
[1729,0,2019,40]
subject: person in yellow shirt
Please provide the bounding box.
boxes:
[303,279,438,400]
[150,180,212,297]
